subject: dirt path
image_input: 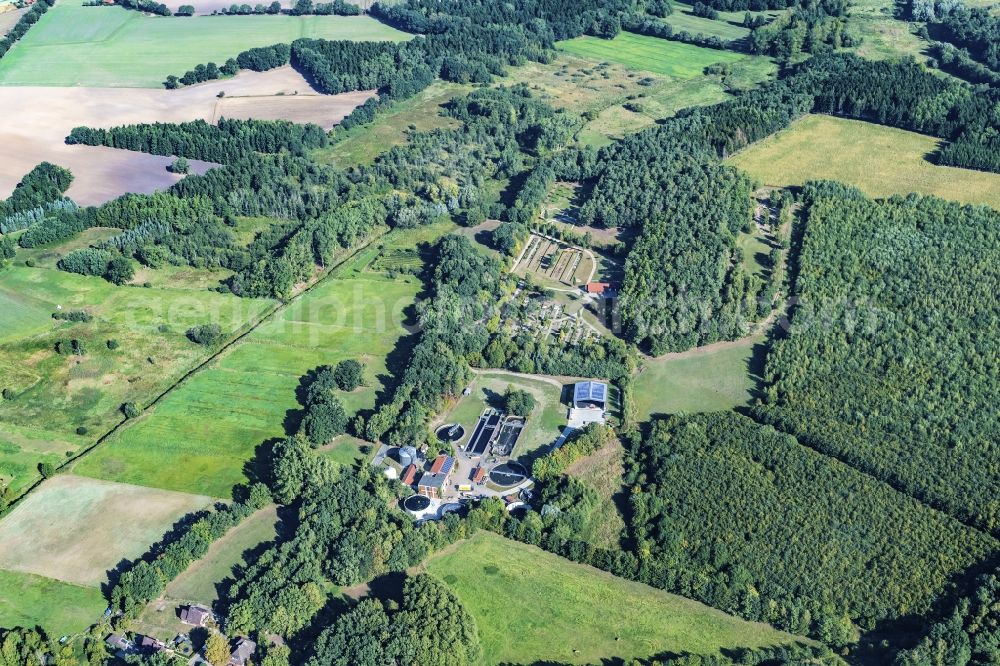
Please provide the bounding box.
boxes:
[470,367,570,390]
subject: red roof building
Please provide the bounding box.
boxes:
[401,463,418,485]
[584,282,610,295]
[471,467,486,484]
[430,455,454,475]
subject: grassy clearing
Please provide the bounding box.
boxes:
[729,114,1000,210]
[632,335,764,420]
[0,569,106,637]
[557,31,744,78]
[661,5,751,40]
[75,225,449,496]
[845,0,929,62]
[321,435,373,467]
[165,505,278,605]
[0,1,409,87]
[0,474,211,587]
[313,81,468,168]
[423,531,804,666]
[439,371,566,465]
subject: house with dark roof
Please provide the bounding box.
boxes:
[105,633,134,658]
[228,637,257,666]
[180,603,213,627]
[139,635,168,654]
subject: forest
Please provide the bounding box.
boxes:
[628,412,997,643]
[753,182,1000,534]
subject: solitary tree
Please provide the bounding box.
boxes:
[204,633,231,666]
[504,386,537,417]
[175,4,195,14]
[333,359,364,391]
[105,255,134,285]
[170,157,190,174]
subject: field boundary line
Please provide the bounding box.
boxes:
[0,234,385,517]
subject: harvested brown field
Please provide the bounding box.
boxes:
[0,6,26,35]
[214,89,375,128]
[0,474,212,587]
[0,67,371,205]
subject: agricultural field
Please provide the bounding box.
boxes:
[0,261,274,492]
[212,89,375,128]
[423,531,806,666]
[0,474,212,587]
[439,370,567,465]
[729,115,1000,209]
[845,0,930,62]
[632,335,765,419]
[0,1,410,88]
[0,6,26,36]
[557,31,745,78]
[74,227,437,497]
[0,569,106,637]
[0,67,369,206]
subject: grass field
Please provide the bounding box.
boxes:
[0,262,273,492]
[729,114,1000,210]
[558,31,744,78]
[0,569,106,637]
[632,335,764,419]
[75,226,444,496]
[660,5,751,41]
[314,81,468,168]
[423,531,804,665]
[0,1,409,87]
[165,505,278,605]
[439,371,567,465]
[0,474,211,587]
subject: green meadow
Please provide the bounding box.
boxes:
[660,5,751,41]
[632,335,764,420]
[0,262,273,492]
[0,569,106,637]
[0,0,410,87]
[424,531,805,666]
[75,226,449,496]
[729,114,1000,210]
[557,31,744,78]
[164,505,279,605]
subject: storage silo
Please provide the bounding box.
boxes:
[399,446,417,468]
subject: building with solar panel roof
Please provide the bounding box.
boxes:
[568,380,608,428]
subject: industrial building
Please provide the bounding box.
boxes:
[568,380,608,428]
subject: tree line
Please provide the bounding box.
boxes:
[66,117,328,164]
[0,0,54,60]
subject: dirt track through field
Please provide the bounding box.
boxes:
[0,66,373,205]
